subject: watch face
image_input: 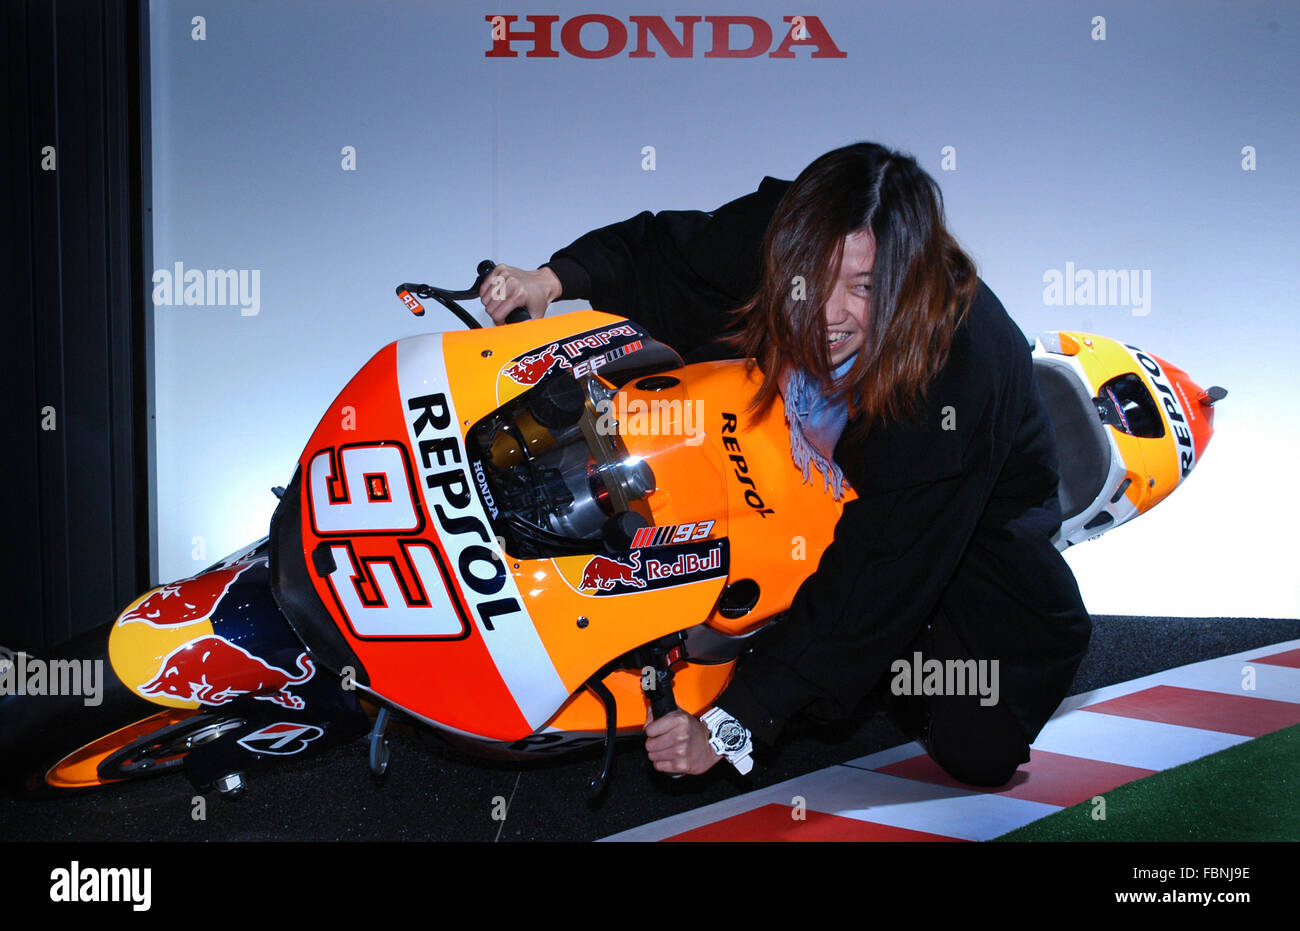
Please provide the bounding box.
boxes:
[716,720,747,752]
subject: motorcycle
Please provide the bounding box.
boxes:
[0,262,1226,799]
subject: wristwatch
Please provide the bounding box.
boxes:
[700,707,754,774]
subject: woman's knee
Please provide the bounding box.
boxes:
[926,701,1030,788]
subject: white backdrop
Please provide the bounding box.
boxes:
[148,0,1299,618]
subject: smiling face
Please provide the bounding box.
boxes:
[825,229,875,365]
[740,143,975,430]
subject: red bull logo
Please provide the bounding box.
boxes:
[141,635,315,710]
[579,552,646,591]
[502,342,571,386]
[118,559,259,629]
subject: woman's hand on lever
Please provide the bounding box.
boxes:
[480,264,562,325]
[645,709,722,776]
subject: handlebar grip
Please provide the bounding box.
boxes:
[649,679,684,779]
[504,306,532,325]
[649,681,678,718]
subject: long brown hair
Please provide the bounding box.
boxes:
[735,143,977,430]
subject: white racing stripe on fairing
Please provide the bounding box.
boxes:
[395,334,570,730]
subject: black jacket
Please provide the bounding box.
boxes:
[546,178,1091,746]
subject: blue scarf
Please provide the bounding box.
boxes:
[781,355,856,501]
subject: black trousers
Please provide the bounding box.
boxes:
[883,608,1031,788]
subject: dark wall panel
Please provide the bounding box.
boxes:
[1,0,150,651]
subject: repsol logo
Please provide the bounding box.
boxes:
[485,14,847,59]
[721,412,773,517]
[1125,346,1196,477]
[407,393,521,630]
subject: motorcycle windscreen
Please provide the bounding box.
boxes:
[465,368,729,562]
[292,327,728,742]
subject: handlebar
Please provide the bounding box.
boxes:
[395,260,531,329]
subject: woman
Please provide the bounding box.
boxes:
[481,143,1091,787]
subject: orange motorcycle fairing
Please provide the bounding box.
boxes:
[290,313,849,744]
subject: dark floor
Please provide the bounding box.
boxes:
[1,615,1296,843]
